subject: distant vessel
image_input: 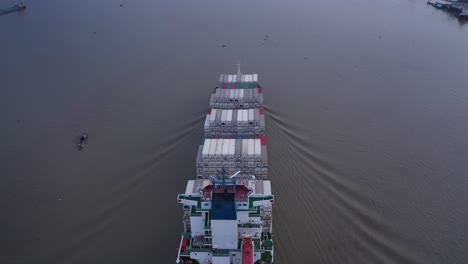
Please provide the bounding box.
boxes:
[458,9,468,18]
[0,3,26,15]
[427,0,468,14]
[176,67,275,264]
[78,132,88,150]
[427,0,450,8]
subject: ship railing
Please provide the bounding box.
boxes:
[212,249,231,256]
[185,248,212,253]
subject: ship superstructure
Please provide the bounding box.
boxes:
[176,67,274,264]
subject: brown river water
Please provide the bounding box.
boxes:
[1,0,468,263]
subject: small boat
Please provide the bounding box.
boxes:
[0,3,26,15]
[458,9,468,18]
[78,132,88,150]
[448,4,463,12]
[427,0,451,9]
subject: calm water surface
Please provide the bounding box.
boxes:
[2,0,468,263]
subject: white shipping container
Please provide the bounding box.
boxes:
[209,139,217,156]
[248,109,254,122]
[239,110,244,123]
[228,75,233,83]
[239,89,244,99]
[221,110,227,122]
[215,139,223,156]
[242,139,248,157]
[234,89,239,100]
[202,139,211,156]
[255,139,261,157]
[248,139,255,156]
[232,75,237,83]
[226,110,233,122]
[210,109,217,122]
[225,139,232,156]
[219,74,224,83]
[222,139,229,156]
[229,89,235,99]
[229,139,236,156]
[241,75,245,83]
[253,74,258,82]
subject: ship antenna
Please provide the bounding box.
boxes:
[237,61,241,75]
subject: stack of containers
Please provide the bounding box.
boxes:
[217,74,259,89]
[203,108,266,137]
[209,87,263,109]
[198,73,269,180]
[210,74,263,109]
[195,138,268,179]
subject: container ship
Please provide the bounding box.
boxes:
[176,65,275,264]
